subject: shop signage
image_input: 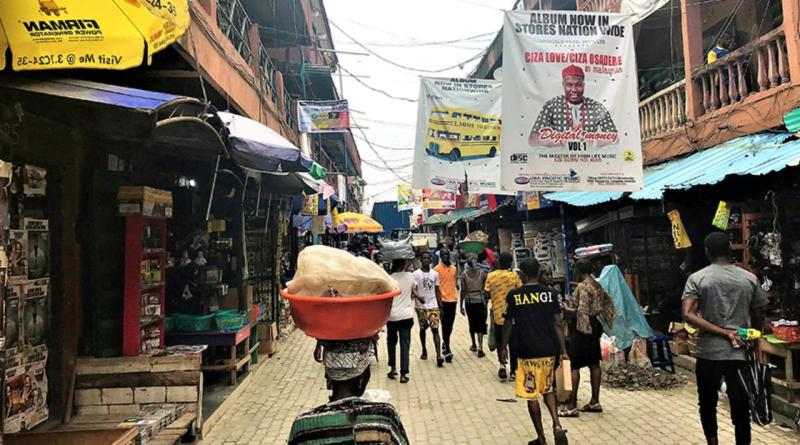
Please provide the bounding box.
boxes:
[500,10,643,192]
[0,0,189,71]
[667,209,692,249]
[712,201,730,230]
[297,100,351,133]
[412,77,503,194]
[397,184,419,211]
[301,194,319,216]
[421,189,456,210]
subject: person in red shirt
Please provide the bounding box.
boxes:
[434,249,459,362]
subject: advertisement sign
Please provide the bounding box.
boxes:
[516,192,553,212]
[421,189,456,210]
[0,0,188,71]
[297,100,351,133]
[397,185,418,211]
[412,77,503,193]
[500,11,643,191]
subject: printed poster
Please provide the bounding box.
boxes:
[4,346,48,433]
[412,77,502,193]
[300,194,319,216]
[500,11,643,191]
[8,230,27,284]
[421,189,456,210]
[668,210,692,249]
[297,100,350,133]
[24,219,49,280]
[5,287,20,352]
[23,165,46,197]
[23,282,48,347]
[397,185,419,211]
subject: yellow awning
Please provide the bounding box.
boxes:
[333,211,384,234]
[0,0,188,71]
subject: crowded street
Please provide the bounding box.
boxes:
[200,322,797,445]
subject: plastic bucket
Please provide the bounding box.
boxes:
[280,289,400,340]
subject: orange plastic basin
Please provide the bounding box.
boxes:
[280,289,400,340]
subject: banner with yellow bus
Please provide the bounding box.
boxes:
[412,77,503,194]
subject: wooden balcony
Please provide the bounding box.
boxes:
[639,24,800,164]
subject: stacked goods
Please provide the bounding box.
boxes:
[464,230,489,244]
[118,186,173,218]
[668,322,690,355]
[376,237,414,263]
[118,404,185,445]
[772,320,800,342]
[288,245,398,297]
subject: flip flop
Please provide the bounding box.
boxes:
[554,427,569,445]
[557,408,579,418]
[579,403,603,413]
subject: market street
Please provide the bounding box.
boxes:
[200,320,797,445]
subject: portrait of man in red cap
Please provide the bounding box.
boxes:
[528,65,617,147]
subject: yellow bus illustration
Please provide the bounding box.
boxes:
[424,107,502,162]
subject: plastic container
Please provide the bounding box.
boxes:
[280,289,400,340]
[215,310,247,331]
[459,240,486,255]
[772,324,800,343]
[173,313,214,332]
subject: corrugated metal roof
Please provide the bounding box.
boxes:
[449,208,481,222]
[545,132,800,207]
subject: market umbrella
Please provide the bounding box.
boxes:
[218,111,315,174]
[334,211,383,234]
[0,0,189,71]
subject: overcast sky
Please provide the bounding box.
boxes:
[325,0,514,212]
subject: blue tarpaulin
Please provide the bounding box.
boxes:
[546,132,800,207]
[598,265,653,350]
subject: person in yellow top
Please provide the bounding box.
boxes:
[485,252,523,381]
[434,249,459,363]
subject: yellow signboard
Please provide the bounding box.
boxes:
[0,0,188,71]
[667,209,692,249]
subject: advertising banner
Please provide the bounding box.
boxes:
[421,189,456,210]
[297,100,351,133]
[500,11,643,192]
[412,77,503,193]
[396,185,418,211]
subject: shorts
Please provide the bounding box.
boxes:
[416,308,441,330]
[515,356,555,400]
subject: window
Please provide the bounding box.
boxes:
[482,117,489,123]
[491,136,498,141]
[483,136,491,141]
[449,133,459,140]
[428,129,435,136]
[438,131,448,139]
[464,135,472,141]
[463,114,473,120]
[452,112,462,119]
[432,111,448,117]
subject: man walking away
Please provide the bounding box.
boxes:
[461,255,488,357]
[387,259,416,383]
[435,248,458,362]
[413,252,445,367]
[682,232,767,445]
[501,258,569,445]
[485,252,523,380]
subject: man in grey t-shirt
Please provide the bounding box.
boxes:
[682,232,767,445]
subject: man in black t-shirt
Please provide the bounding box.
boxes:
[501,258,569,445]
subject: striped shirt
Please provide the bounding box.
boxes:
[289,397,409,445]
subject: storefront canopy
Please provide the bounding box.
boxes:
[546,132,800,207]
[262,172,320,196]
[218,111,317,175]
[0,76,226,158]
[0,0,189,71]
[334,212,383,234]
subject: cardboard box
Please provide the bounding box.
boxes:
[220,288,239,310]
[244,285,254,308]
[670,340,690,356]
[118,186,173,218]
[258,322,278,355]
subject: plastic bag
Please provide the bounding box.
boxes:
[464,230,489,244]
[628,337,651,368]
[555,359,573,403]
[488,310,497,352]
[287,245,398,297]
[376,236,415,263]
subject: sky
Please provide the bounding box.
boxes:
[325,0,516,213]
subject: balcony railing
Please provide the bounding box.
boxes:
[693,26,788,116]
[217,0,253,65]
[639,80,686,140]
[259,46,279,105]
[284,90,295,130]
[577,0,621,12]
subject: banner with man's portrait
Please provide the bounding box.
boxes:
[500,11,643,191]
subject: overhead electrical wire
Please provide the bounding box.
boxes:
[351,116,411,184]
[353,134,414,151]
[330,20,487,74]
[349,32,496,48]
[341,18,493,51]
[338,64,418,103]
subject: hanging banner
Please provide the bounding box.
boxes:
[421,189,456,210]
[397,185,418,211]
[667,210,692,249]
[300,194,319,216]
[500,11,643,192]
[297,100,350,133]
[516,192,553,212]
[412,77,503,193]
[712,201,730,230]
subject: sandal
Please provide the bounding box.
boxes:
[554,427,569,445]
[477,350,485,358]
[557,408,579,418]
[579,403,603,413]
[400,374,409,384]
[387,370,397,380]
[527,440,542,445]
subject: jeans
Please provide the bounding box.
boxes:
[441,302,457,353]
[695,358,751,444]
[387,318,413,374]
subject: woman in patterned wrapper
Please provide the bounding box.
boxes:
[528,65,617,147]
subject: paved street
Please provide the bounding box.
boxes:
[201,319,798,444]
